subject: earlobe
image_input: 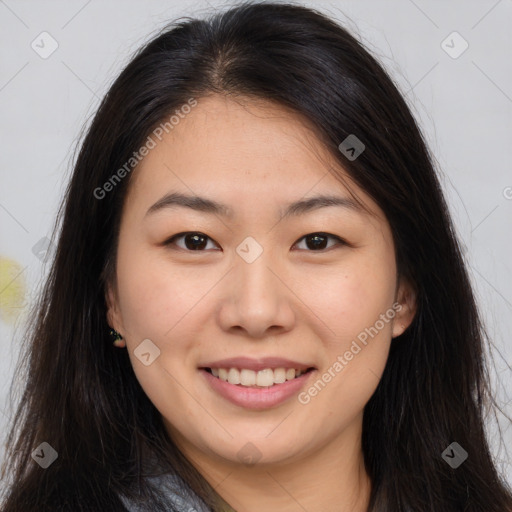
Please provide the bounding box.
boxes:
[392,278,417,338]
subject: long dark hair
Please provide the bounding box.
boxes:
[1,2,511,511]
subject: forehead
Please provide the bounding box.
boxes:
[137,95,334,178]
[125,94,381,220]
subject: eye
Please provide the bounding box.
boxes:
[293,232,346,251]
[164,232,220,251]
[163,231,346,252]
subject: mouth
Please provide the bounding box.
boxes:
[198,356,317,409]
[201,366,316,388]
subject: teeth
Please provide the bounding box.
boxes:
[209,367,308,387]
[228,368,241,385]
[240,369,256,386]
[274,368,286,384]
[256,368,274,387]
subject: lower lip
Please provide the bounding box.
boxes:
[200,368,315,410]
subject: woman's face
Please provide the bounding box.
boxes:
[107,94,415,468]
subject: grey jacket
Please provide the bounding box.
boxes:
[119,472,211,512]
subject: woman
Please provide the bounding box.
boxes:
[1,2,511,511]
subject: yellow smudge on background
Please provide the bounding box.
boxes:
[0,256,27,324]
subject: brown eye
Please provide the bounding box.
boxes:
[165,232,219,251]
[163,231,346,252]
[294,233,345,251]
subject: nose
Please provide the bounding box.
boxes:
[216,249,296,339]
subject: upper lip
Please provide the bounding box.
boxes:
[199,357,316,372]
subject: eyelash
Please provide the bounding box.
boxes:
[163,231,347,252]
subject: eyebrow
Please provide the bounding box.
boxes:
[145,191,364,219]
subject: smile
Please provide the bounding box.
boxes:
[205,367,313,387]
[200,364,317,410]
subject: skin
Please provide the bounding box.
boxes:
[107,94,416,512]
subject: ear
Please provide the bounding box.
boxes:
[105,279,124,335]
[392,277,417,338]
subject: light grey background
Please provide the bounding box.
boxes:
[1,0,511,487]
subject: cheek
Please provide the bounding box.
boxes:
[299,252,396,345]
[296,241,396,408]
[299,253,396,417]
[115,243,206,339]
[296,291,394,440]
[114,248,205,417]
